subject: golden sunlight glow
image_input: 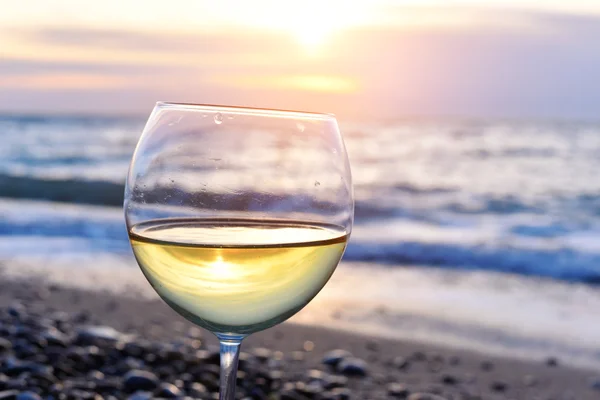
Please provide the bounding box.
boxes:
[208,255,237,280]
[249,0,371,50]
[278,75,358,93]
[212,74,358,93]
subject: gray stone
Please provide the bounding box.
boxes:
[546,357,559,367]
[328,387,351,400]
[76,326,124,346]
[154,382,182,398]
[490,381,508,392]
[280,389,310,400]
[441,374,458,385]
[252,347,272,362]
[407,394,448,400]
[324,375,348,389]
[387,383,410,398]
[123,370,159,393]
[306,369,329,382]
[322,350,352,367]
[7,304,24,319]
[0,338,12,353]
[188,382,208,396]
[126,392,152,400]
[0,390,18,400]
[392,356,409,370]
[336,358,368,377]
[41,328,69,348]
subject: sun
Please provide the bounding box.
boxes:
[292,25,332,48]
[259,1,370,50]
[285,6,339,49]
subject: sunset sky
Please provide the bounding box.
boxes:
[2,0,600,119]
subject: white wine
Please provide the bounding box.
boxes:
[129,218,348,334]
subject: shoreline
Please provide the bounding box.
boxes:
[4,256,600,371]
[1,272,599,399]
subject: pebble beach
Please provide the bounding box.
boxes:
[1,273,599,400]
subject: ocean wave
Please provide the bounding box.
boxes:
[343,240,600,284]
[444,195,544,215]
[0,173,404,221]
[1,194,600,285]
[0,174,125,206]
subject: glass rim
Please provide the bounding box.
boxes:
[156,102,337,120]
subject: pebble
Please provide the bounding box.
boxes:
[154,382,182,398]
[407,394,448,400]
[126,392,152,400]
[66,389,99,399]
[322,350,352,367]
[186,326,203,339]
[280,389,310,400]
[41,328,69,348]
[122,341,148,358]
[0,339,12,353]
[269,370,284,381]
[252,347,272,362]
[441,374,458,385]
[328,387,351,400]
[324,375,348,389]
[490,380,508,392]
[76,326,124,346]
[546,357,559,367]
[2,359,50,377]
[336,357,368,376]
[0,302,590,400]
[188,382,208,396]
[303,341,314,352]
[300,381,324,396]
[16,393,42,400]
[249,387,267,400]
[387,383,410,397]
[122,370,159,392]
[0,390,18,400]
[392,356,409,370]
[95,378,121,392]
[8,304,24,319]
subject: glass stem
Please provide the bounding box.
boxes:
[218,336,242,400]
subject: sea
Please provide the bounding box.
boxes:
[2,114,600,369]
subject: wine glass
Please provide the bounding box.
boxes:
[124,102,353,400]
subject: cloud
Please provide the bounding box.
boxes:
[2,8,600,119]
[17,27,292,55]
[0,58,181,76]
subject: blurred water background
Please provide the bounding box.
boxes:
[1,114,600,284]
